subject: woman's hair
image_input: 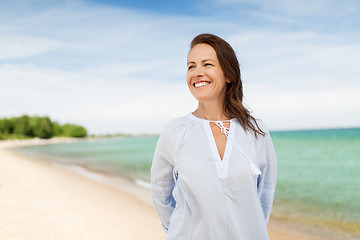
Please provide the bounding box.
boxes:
[190,33,265,137]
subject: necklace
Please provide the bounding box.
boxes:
[210,119,262,176]
[210,121,230,137]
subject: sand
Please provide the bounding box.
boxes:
[0,138,357,240]
[0,139,165,240]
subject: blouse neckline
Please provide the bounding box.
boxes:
[187,113,234,123]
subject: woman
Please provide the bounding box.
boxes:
[151,33,277,240]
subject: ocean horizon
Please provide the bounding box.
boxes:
[12,127,360,237]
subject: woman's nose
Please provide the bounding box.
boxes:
[194,67,204,78]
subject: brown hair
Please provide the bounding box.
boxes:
[190,33,265,137]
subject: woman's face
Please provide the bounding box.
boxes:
[187,44,228,103]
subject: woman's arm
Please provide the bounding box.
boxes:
[151,132,176,232]
[256,126,278,224]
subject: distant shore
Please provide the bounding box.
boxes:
[0,138,358,240]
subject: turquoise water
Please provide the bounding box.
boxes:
[270,128,360,233]
[14,128,360,233]
[14,137,158,182]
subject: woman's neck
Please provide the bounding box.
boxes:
[193,99,229,121]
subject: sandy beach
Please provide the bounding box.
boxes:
[0,138,356,240]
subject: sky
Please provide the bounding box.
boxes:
[0,0,359,135]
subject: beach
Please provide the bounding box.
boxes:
[0,139,165,240]
[0,138,357,240]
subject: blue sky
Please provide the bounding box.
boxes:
[0,0,359,134]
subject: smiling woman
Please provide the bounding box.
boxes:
[151,33,278,240]
[188,34,265,137]
[187,44,229,104]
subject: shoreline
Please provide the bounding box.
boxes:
[46,161,154,207]
[1,138,358,240]
[7,137,154,206]
[0,138,165,240]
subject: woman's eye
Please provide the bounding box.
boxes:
[204,63,213,67]
[188,65,195,70]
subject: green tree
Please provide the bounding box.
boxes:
[0,119,4,134]
[0,119,4,139]
[13,115,31,137]
[37,117,53,139]
[0,115,87,140]
[29,116,53,139]
[52,121,63,136]
[0,118,14,135]
[62,124,87,138]
[29,116,40,137]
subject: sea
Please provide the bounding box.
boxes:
[13,128,360,237]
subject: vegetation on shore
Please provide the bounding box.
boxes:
[0,115,87,140]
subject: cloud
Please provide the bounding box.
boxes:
[0,0,359,134]
[227,29,360,129]
[211,0,359,32]
[0,63,196,134]
[244,82,360,130]
[0,35,64,60]
[227,30,360,88]
[214,0,358,17]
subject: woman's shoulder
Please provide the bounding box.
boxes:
[253,118,270,135]
[161,115,191,136]
[250,118,274,147]
[234,117,270,140]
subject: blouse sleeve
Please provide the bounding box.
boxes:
[256,124,278,224]
[151,128,176,232]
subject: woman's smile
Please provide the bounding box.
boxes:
[193,81,211,88]
[186,44,228,102]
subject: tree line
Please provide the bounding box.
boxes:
[0,115,87,140]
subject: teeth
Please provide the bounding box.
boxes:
[194,82,209,87]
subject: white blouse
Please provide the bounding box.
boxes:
[151,113,277,240]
